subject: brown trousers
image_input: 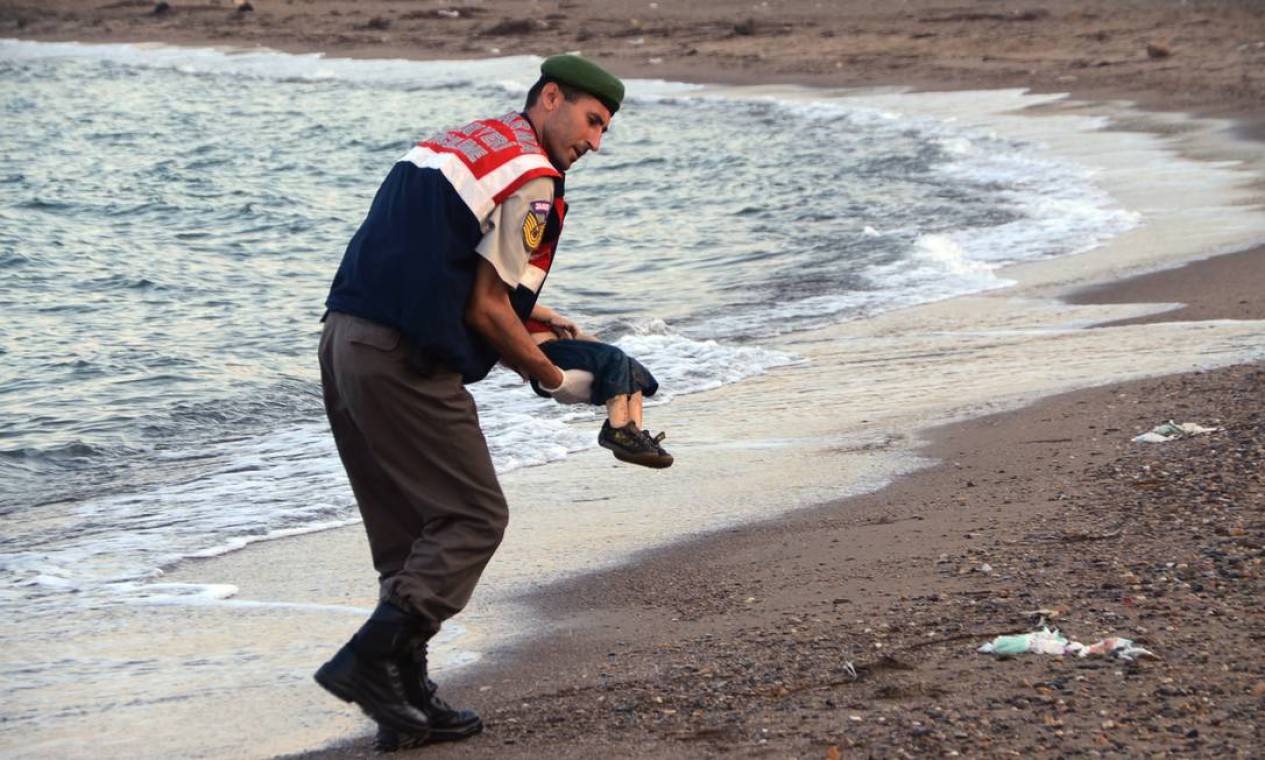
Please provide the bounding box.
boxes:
[318,311,508,627]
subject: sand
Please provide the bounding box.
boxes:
[4,1,1263,124]
[4,1,1263,757]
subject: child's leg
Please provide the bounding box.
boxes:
[605,394,632,428]
[628,392,644,429]
[602,391,646,430]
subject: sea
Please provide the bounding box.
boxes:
[1,40,1262,759]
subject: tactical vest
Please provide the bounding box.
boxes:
[326,112,566,383]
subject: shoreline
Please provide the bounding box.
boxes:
[5,2,1263,757]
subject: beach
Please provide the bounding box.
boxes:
[3,1,1263,758]
[5,1,1263,121]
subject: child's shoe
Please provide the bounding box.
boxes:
[598,421,674,469]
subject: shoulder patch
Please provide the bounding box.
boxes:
[522,200,550,251]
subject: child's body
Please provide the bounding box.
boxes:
[526,305,673,468]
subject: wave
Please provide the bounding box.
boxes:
[0,439,109,463]
[0,39,701,102]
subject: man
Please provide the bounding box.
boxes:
[314,55,624,750]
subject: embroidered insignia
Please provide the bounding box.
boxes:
[522,200,550,251]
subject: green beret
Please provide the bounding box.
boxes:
[540,54,625,115]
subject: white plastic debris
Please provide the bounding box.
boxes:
[978,626,1069,656]
[841,661,858,681]
[1067,637,1156,661]
[978,626,1156,661]
[1132,420,1219,443]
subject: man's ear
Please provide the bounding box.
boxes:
[539,81,563,111]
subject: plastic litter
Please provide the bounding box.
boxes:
[1072,637,1155,661]
[1132,420,1219,443]
[978,626,1156,661]
[840,661,858,682]
[980,627,1070,656]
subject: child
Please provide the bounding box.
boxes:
[526,305,673,468]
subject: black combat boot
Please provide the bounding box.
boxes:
[314,601,431,736]
[372,643,483,752]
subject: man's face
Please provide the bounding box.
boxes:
[537,84,612,171]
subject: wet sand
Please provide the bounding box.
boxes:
[5,1,1263,757]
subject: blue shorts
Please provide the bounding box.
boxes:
[530,339,659,406]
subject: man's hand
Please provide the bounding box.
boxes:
[540,369,593,404]
[546,313,579,339]
[531,304,580,340]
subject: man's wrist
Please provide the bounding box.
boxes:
[540,366,565,392]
